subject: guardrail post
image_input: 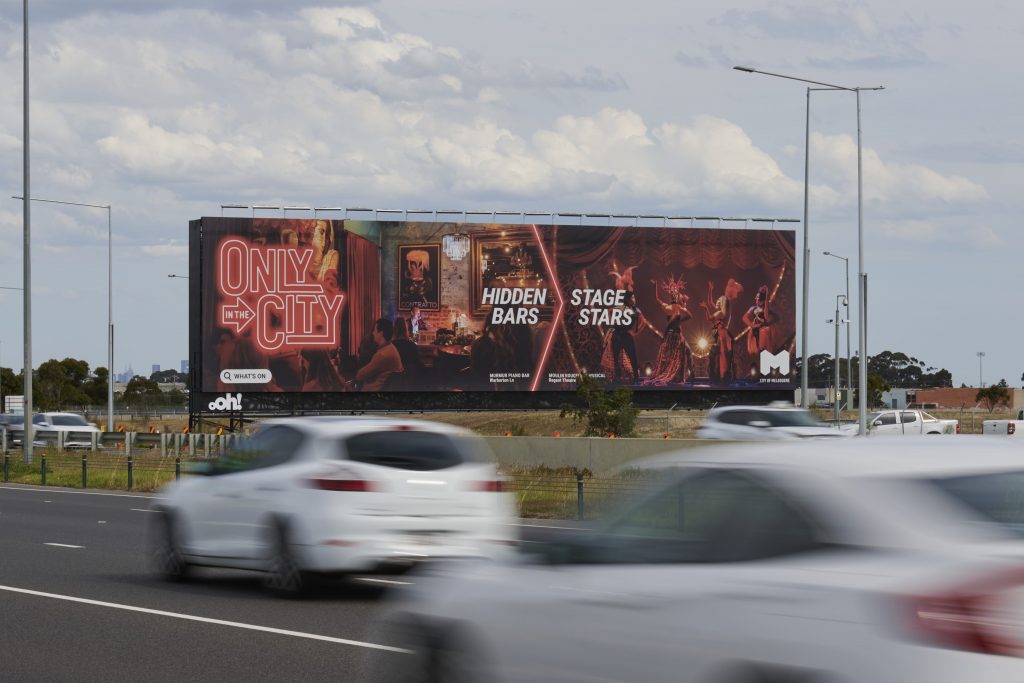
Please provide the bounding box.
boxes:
[82,454,87,489]
[41,455,46,486]
[57,431,65,452]
[3,453,7,482]
[160,434,167,458]
[175,457,181,482]
[127,455,133,491]
[126,432,133,457]
[90,431,98,452]
[576,472,584,521]
[1,428,6,455]
[203,434,210,459]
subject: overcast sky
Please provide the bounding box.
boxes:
[0,0,1019,388]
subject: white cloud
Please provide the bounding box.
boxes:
[811,132,989,206]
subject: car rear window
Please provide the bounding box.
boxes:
[51,415,90,427]
[928,472,1024,536]
[341,431,485,471]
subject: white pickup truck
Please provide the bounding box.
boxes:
[867,409,960,435]
[983,409,1024,436]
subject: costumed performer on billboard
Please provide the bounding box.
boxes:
[648,275,693,384]
[743,284,780,362]
[701,278,743,383]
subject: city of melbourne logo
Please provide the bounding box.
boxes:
[759,350,790,376]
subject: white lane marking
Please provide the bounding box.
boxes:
[0,485,160,500]
[508,523,585,530]
[44,543,84,549]
[0,584,411,653]
[130,509,158,513]
[98,521,106,524]
[356,578,413,586]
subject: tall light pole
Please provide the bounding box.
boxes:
[828,295,847,425]
[13,196,114,432]
[824,251,851,409]
[22,0,32,463]
[977,351,986,388]
[733,66,883,435]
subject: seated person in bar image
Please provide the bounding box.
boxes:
[354,318,404,391]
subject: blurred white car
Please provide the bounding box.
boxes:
[32,412,101,448]
[696,404,854,440]
[372,439,1024,682]
[150,417,517,594]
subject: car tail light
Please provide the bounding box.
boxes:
[307,477,374,492]
[1009,423,1016,435]
[956,421,961,434]
[470,480,508,492]
[900,568,1024,656]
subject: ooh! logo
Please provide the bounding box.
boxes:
[209,393,242,411]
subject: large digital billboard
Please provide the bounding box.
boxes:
[195,218,796,393]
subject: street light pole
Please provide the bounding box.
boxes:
[977,351,986,388]
[22,0,33,463]
[13,196,114,431]
[732,66,882,435]
[824,251,851,410]
[831,294,846,426]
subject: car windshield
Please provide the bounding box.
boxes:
[341,431,489,471]
[51,415,90,427]
[766,411,826,428]
[926,472,1024,537]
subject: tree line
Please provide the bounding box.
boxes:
[0,359,187,412]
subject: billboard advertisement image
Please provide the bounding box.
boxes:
[195,218,796,393]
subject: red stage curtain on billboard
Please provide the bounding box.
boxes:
[346,232,381,355]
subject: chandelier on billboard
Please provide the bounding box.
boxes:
[442,232,471,261]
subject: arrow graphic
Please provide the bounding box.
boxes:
[221,297,255,333]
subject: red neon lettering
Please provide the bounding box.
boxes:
[257,295,286,351]
[219,239,248,296]
[216,237,347,353]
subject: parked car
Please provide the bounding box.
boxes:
[983,409,1024,436]
[370,439,1024,683]
[696,404,854,440]
[868,409,959,435]
[0,414,24,445]
[149,417,517,594]
[32,412,101,448]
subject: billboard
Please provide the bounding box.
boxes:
[195,218,796,393]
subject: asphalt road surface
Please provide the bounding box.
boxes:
[0,483,415,682]
[0,483,579,682]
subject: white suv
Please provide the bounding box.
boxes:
[151,417,517,594]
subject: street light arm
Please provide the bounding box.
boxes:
[12,195,110,210]
[733,66,852,91]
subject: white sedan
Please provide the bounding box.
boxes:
[150,417,517,595]
[371,439,1024,682]
[696,404,855,440]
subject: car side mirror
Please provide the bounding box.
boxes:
[749,420,771,428]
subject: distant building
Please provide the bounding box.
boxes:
[152,364,160,374]
[180,359,189,374]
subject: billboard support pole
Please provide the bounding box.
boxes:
[800,87,810,408]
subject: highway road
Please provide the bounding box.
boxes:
[0,483,413,682]
[0,483,576,682]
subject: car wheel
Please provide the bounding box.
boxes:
[151,512,190,581]
[263,522,307,597]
